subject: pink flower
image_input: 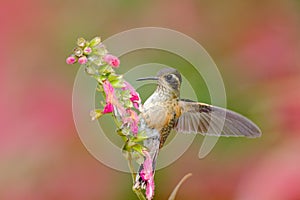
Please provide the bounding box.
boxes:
[130,94,140,110]
[103,103,113,114]
[123,109,139,135]
[103,80,115,102]
[102,80,116,114]
[146,178,155,200]
[83,47,92,55]
[78,56,88,64]
[102,80,130,118]
[103,54,120,68]
[66,56,76,64]
[128,109,139,134]
[123,81,141,110]
[140,150,155,200]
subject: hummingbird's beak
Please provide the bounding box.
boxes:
[136,77,159,81]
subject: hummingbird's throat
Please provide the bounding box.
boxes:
[156,85,180,100]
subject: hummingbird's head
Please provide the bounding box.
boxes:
[137,68,182,95]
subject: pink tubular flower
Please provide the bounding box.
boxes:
[140,150,155,200]
[103,54,120,68]
[122,109,139,135]
[102,80,116,114]
[66,56,76,64]
[123,81,141,110]
[102,80,128,118]
[130,94,140,110]
[146,178,155,200]
[78,56,88,64]
[128,109,139,134]
[103,103,114,114]
[103,80,115,102]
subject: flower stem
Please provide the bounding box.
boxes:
[127,152,146,200]
[133,187,147,200]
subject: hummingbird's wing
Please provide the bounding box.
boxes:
[175,99,261,138]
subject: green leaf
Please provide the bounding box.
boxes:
[90,37,101,47]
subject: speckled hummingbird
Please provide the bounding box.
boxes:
[134,67,261,188]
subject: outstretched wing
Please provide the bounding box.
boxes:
[175,99,261,138]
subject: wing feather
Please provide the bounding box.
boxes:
[175,100,261,138]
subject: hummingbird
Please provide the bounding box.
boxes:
[134,67,261,188]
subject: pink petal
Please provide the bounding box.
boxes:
[103,103,113,113]
[146,178,155,200]
[133,102,139,110]
[131,123,138,135]
[141,150,155,200]
[83,47,92,54]
[130,94,140,102]
[66,56,76,64]
[123,81,141,109]
[103,80,115,104]
[78,56,88,64]
[103,80,114,96]
[103,54,120,68]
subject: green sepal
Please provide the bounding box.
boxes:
[120,90,131,99]
[124,99,133,108]
[90,109,103,120]
[131,135,148,143]
[111,78,125,88]
[108,73,124,88]
[108,73,122,82]
[131,143,146,155]
[99,64,113,75]
[117,128,127,141]
[96,83,104,92]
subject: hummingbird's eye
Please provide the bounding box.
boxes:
[166,75,172,80]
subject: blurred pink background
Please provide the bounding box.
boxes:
[1,0,300,199]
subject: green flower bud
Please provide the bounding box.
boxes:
[77,37,86,47]
[74,47,83,57]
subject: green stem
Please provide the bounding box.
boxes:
[133,187,147,200]
[127,151,135,183]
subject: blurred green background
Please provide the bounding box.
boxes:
[1,0,300,199]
